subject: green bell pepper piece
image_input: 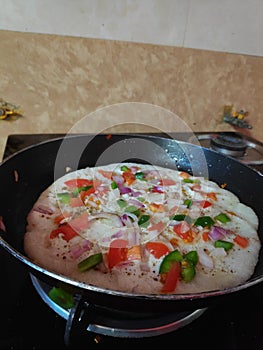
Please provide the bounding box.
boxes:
[215,240,234,251]
[184,250,198,266]
[215,213,231,223]
[57,192,71,204]
[159,249,183,274]
[180,260,196,282]
[48,287,74,309]
[138,214,150,227]
[194,216,214,228]
[77,253,103,272]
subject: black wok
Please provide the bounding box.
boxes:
[0,133,262,314]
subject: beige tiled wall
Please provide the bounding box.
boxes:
[0,0,262,57]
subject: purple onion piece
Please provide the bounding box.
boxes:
[208,225,231,241]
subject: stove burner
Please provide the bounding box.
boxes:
[197,132,263,166]
[210,133,247,157]
[30,274,207,339]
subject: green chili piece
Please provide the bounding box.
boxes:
[138,214,150,227]
[57,192,71,204]
[184,199,193,208]
[183,179,194,183]
[171,214,186,221]
[125,205,140,217]
[111,181,117,189]
[72,185,92,196]
[170,214,192,224]
[121,165,129,171]
[78,253,103,272]
[194,216,214,228]
[215,240,234,251]
[159,249,183,274]
[183,179,200,184]
[135,171,145,180]
[184,250,198,266]
[215,213,231,223]
[117,198,127,208]
[181,261,196,283]
[48,287,74,309]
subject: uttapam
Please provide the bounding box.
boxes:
[23,163,261,294]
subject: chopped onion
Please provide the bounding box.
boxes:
[111,230,123,238]
[121,214,133,227]
[130,166,138,173]
[70,240,91,259]
[112,175,124,186]
[124,211,139,223]
[0,216,6,232]
[127,198,145,208]
[127,227,140,246]
[119,186,132,194]
[130,191,142,197]
[169,220,179,226]
[89,213,123,227]
[85,200,98,208]
[208,225,232,241]
[140,261,151,272]
[13,170,19,182]
[197,248,214,269]
[33,205,54,215]
[152,185,163,193]
[115,260,134,268]
[148,178,160,185]
[210,247,227,257]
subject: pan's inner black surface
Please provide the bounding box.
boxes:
[0,133,262,312]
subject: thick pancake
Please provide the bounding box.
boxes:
[24,163,261,294]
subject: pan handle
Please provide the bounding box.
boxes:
[64,295,100,348]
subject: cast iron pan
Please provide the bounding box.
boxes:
[0,133,262,314]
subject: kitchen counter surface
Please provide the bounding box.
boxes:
[0,30,262,161]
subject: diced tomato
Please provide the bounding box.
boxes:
[202,231,210,242]
[170,238,179,247]
[173,222,195,243]
[234,235,249,248]
[148,221,166,233]
[146,242,170,259]
[191,184,201,191]
[96,186,110,196]
[151,186,164,193]
[80,187,95,200]
[159,178,176,186]
[69,212,89,232]
[50,224,78,242]
[98,170,113,179]
[179,171,190,179]
[169,205,180,216]
[161,261,180,293]
[127,245,141,260]
[54,211,71,225]
[70,197,84,207]
[51,210,89,241]
[199,200,212,208]
[108,239,128,269]
[64,178,93,188]
[122,171,135,185]
[206,192,217,201]
[149,203,165,213]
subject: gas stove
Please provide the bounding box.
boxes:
[1,132,263,350]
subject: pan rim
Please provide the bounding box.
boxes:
[0,132,262,303]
